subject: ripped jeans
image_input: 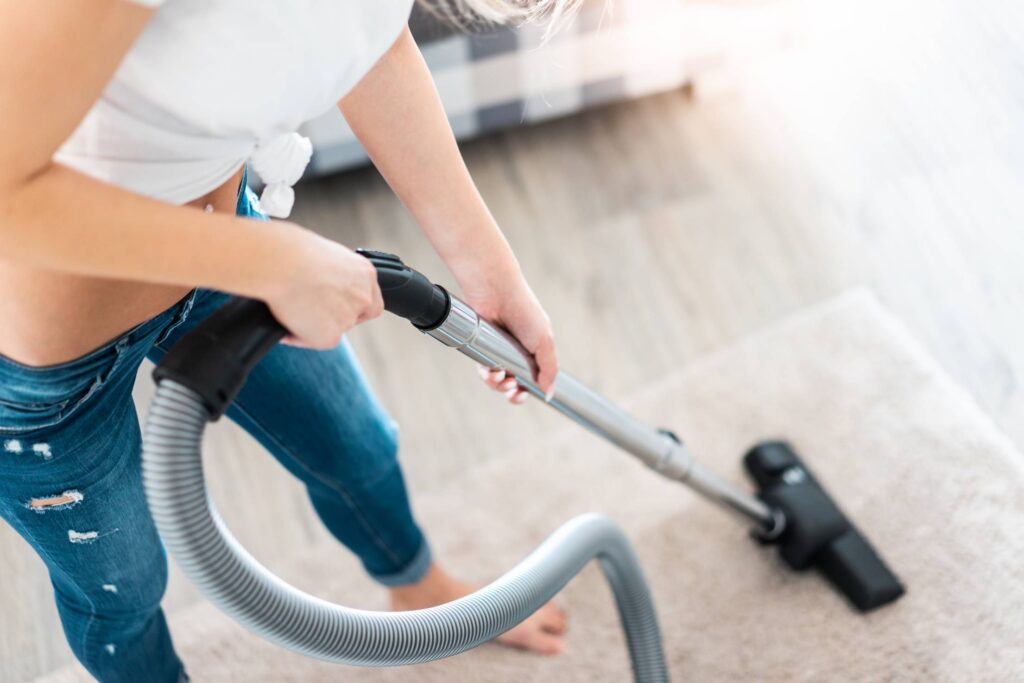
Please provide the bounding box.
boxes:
[0,181,431,682]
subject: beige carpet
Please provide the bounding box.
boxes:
[37,290,1024,682]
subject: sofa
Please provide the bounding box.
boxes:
[300,0,783,176]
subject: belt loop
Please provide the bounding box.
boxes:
[108,334,131,374]
[180,289,198,322]
[155,290,199,347]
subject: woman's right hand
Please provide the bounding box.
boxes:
[259,228,384,349]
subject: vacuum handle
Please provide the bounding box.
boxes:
[153,249,450,419]
[152,297,286,419]
[355,249,450,328]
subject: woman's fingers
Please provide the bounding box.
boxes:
[475,338,556,405]
[477,365,529,404]
[476,365,506,389]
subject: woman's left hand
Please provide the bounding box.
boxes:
[464,276,558,406]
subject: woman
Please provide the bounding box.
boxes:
[0,1,578,680]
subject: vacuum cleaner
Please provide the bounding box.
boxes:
[141,249,904,682]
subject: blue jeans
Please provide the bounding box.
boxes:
[0,176,431,682]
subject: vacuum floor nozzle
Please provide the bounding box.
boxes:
[744,441,905,612]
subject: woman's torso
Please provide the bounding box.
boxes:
[56,0,414,206]
[1,0,413,367]
[0,167,244,367]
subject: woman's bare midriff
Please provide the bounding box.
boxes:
[0,166,246,367]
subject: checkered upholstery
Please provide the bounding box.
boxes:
[302,0,698,176]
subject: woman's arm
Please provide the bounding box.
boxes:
[0,0,381,348]
[339,28,559,397]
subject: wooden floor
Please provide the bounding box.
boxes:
[4,0,1022,679]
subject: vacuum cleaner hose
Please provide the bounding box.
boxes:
[142,251,668,680]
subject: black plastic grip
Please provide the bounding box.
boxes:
[152,297,286,419]
[153,249,451,420]
[355,249,450,329]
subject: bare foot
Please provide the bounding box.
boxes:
[389,564,568,655]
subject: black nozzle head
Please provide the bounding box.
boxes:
[744,441,905,612]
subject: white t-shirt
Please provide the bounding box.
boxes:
[55,0,414,217]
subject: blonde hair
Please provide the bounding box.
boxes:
[419,0,586,38]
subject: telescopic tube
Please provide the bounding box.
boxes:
[426,296,777,529]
